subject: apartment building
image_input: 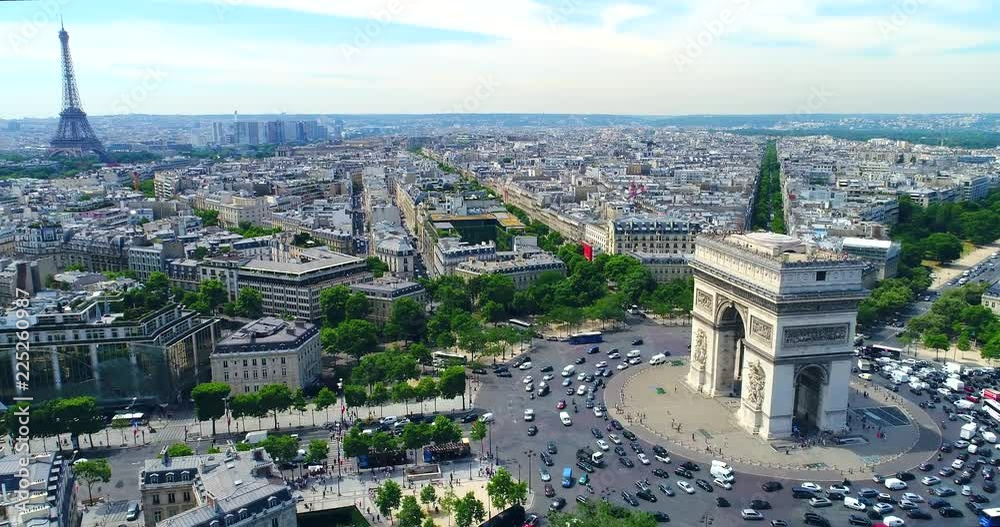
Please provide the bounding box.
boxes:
[236,252,371,320]
[350,277,428,326]
[431,238,496,277]
[454,252,567,289]
[211,317,321,393]
[608,217,699,255]
[128,241,185,281]
[140,448,296,527]
[0,452,79,527]
[196,193,269,228]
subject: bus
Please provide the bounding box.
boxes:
[509,319,532,329]
[432,351,467,367]
[866,344,902,360]
[979,507,1000,527]
[111,412,147,427]
[985,399,1000,423]
[568,331,603,345]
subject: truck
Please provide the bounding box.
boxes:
[245,430,268,445]
[960,422,979,440]
[423,438,472,463]
[946,377,966,393]
[857,359,871,373]
[945,362,963,375]
[576,447,605,467]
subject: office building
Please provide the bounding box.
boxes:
[211,317,321,393]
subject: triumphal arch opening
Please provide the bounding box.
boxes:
[686,232,868,439]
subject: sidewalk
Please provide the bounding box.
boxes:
[23,391,476,454]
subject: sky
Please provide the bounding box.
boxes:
[1,0,998,118]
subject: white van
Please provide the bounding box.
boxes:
[626,349,641,359]
[649,353,668,365]
[983,431,997,444]
[523,408,535,421]
[559,411,572,426]
[562,365,576,377]
[479,413,495,423]
[844,496,865,511]
[710,460,735,482]
[884,478,907,490]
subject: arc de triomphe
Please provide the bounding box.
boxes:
[686,233,868,439]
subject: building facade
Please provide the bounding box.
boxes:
[350,278,428,327]
[0,452,79,527]
[211,317,321,393]
[236,253,371,320]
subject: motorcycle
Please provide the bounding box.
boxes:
[529,393,535,400]
[586,484,594,494]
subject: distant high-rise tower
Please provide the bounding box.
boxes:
[49,21,108,162]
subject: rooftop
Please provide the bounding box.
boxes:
[216,317,316,348]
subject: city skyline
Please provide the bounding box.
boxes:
[1,0,999,119]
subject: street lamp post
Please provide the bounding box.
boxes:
[224,396,231,436]
[338,378,345,427]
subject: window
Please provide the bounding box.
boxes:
[223,360,228,368]
[168,493,176,504]
[280,357,286,365]
[252,358,257,366]
[243,359,248,367]
[183,491,191,502]
[154,512,162,523]
[261,358,266,366]
[152,494,160,505]
[271,519,279,527]
[244,385,251,393]
[165,473,174,483]
[224,371,230,381]
[150,474,160,483]
[816,271,827,281]
[181,471,190,481]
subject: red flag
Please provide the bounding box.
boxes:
[341,405,346,414]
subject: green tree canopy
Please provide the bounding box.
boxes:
[374,480,403,520]
[166,442,195,457]
[73,459,111,502]
[190,382,231,436]
[258,384,293,429]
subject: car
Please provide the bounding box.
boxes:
[881,516,904,527]
[930,486,955,497]
[872,474,886,483]
[803,514,831,527]
[985,480,996,493]
[906,509,931,520]
[636,489,657,502]
[714,478,733,490]
[872,503,893,514]
[576,385,587,396]
[680,460,699,471]
[575,357,586,364]
[970,493,990,503]
[547,442,557,454]
[622,430,638,442]
[632,339,644,345]
[539,468,551,481]
[525,383,534,392]
[561,378,572,386]
[549,497,566,511]
[940,444,953,453]
[542,374,554,381]
[800,482,822,492]
[966,501,983,514]
[675,467,693,478]
[125,502,141,521]
[627,357,642,365]
[829,484,851,494]
[557,400,567,410]
[577,460,595,473]
[918,463,933,472]
[540,453,554,466]
[608,433,621,444]
[652,468,668,478]
[611,419,623,430]
[544,483,555,497]
[848,515,872,526]
[523,408,535,421]
[938,506,963,517]
[608,352,621,359]
[920,476,941,486]
[460,413,479,423]
[527,425,538,436]
[651,512,670,523]
[619,457,634,468]
[696,479,714,492]
[761,481,783,492]
[717,497,730,507]
[858,488,878,498]
[885,479,907,491]
[637,453,650,465]
[659,483,675,496]
[898,499,917,511]
[877,493,896,504]
[655,453,671,464]
[617,363,629,370]
[677,481,695,494]
[962,485,972,496]
[810,497,833,508]
[952,459,965,470]
[938,467,955,477]
[770,521,789,527]
[748,499,771,510]
[595,439,610,451]
[614,446,627,456]
[519,362,532,370]
[590,427,603,438]
[896,471,916,482]
[845,497,866,511]
[622,491,639,506]
[540,365,553,372]
[902,492,924,503]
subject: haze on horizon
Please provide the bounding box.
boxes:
[1,0,998,119]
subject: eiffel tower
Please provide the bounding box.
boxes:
[49,20,109,162]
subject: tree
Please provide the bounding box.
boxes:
[199,279,228,313]
[430,415,462,445]
[453,492,486,527]
[344,384,367,408]
[983,334,1000,362]
[332,319,380,363]
[367,256,389,278]
[343,425,371,458]
[393,381,416,414]
[51,396,103,447]
[387,297,428,343]
[313,387,337,423]
[416,377,439,410]
[439,487,458,526]
[345,292,370,321]
[73,459,111,503]
[260,434,299,465]
[470,420,487,457]
[258,383,293,429]
[319,285,352,326]
[374,480,403,521]
[398,495,425,527]
[191,382,231,437]
[924,232,963,263]
[229,392,260,429]
[234,287,263,318]
[549,501,657,527]
[923,331,950,361]
[420,485,437,512]
[305,439,329,465]
[486,467,527,510]
[166,442,195,457]
[401,422,431,462]
[438,366,467,409]
[292,388,308,425]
